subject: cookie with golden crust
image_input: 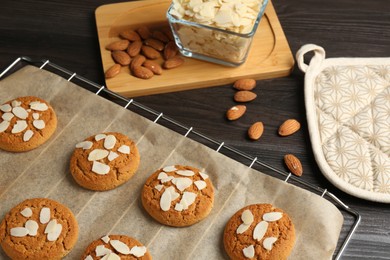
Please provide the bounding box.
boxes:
[223,204,295,260]
[0,96,57,152]
[141,165,214,227]
[81,234,152,260]
[0,198,78,260]
[70,132,140,191]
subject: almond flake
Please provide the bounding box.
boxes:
[39,207,50,224]
[158,172,168,180]
[161,176,174,183]
[118,144,130,154]
[11,100,21,107]
[92,161,110,175]
[179,191,197,210]
[172,177,193,191]
[236,223,250,234]
[263,237,278,250]
[130,246,147,257]
[33,119,45,130]
[44,219,57,234]
[155,184,164,191]
[30,102,48,111]
[163,165,177,172]
[0,121,10,133]
[85,255,93,260]
[104,135,116,149]
[76,141,93,150]
[0,104,12,112]
[47,223,62,241]
[101,235,111,243]
[242,245,255,258]
[174,203,184,211]
[253,221,268,241]
[32,113,39,120]
[194,180,207,190]
[199,171,209,180]
[23,130,34,142]
[88,149,109,161]
[95,133,107,141]
[2,112,14,121]
[160,187,172,211]
[176,170,195,177]
[20,207,33,217]
[10,227,29,237]
[241,209,254,225]
[106,253,121,260]
[108,151,119,161]
[25,220,38,236]
[11,120,27,133]
[96,245,112,256]
[263,212,283,222]
[166,186,180,200]
[12,106,29,119]
[110,240,131,255]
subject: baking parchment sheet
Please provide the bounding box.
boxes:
[0,65,343,259]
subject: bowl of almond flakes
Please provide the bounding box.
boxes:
[167,0,268,67]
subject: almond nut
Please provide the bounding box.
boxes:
[234,90,257,102]
[136,25,151,40]
[163,56,184,69]
[126,41,143,57]
[143,60,163,75]
[233,78,256,91]
[284,154,303,176]
[152,30,169,43]
[141,45,160,59]
[144,38,165,51]
[278,119,301,136]
[105,64,121,78]
[119,30,141,42]
[132,66,154,79]
[111,51,131,66]
[130,55,146,71]
[106,40,129,51]
[164,41,178,60]
[248,122,264,140]
[226,105,246,121]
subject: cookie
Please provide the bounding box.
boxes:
[70,132,140,191]
[81,234,152,260]
[141,165,214,227]
[0,198,78,260]
[223,204,295,260]
[0,96,57,152]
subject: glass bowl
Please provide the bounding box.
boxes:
[167,0,269,67]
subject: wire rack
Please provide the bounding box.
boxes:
[0,56,361,259]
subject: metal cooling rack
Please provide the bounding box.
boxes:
[0,56,361,260]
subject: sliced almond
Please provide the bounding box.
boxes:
[157,172,169,180]
[96,245,112,257]
[154,184,164,191]
[181,191,197,208]
[118,145,130,154]
[168,186,180,201]
[242,245,255,258]
[2,112,14,121]
[104,135,117,149]
[263,212,283,222]
[236,223,250,234]
[39,207,50,224]
[95,134,107,141]
[106,253,121,260]
[30,102,48,111]
[20,207,33,217]
[160,188,172,211]
[199,171,209,180]
[0,103,12,112]
[163,165,177,172]
[174,203,183,212]
[33,119,45,130]
[194,180,207,190]
[11,100,21,107]
[32,113,39,120]
[11,120,28,133]
[172,177,192,192]
[130,246,147,257]
[85,255,93,260]
[88,149,109,161]
[263,237,278,250]
[47,223,62,241]
[176,170,195,177]
[0,121,10,133]
[241,209,254,225]
[44,219,58,234]
[25,220,38,236]
[253,221,268,241]
[101,235,111,244]
[92,161,110,175]
[110,240,130,255]
[108,151,119,161]
[10,227,29,237]
[76,141,93,150]
[12,107,28,119]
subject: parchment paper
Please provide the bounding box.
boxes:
[0,65,343,259]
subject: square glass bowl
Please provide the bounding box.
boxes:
[167,0,269,67]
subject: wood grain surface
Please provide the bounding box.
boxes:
[0,0,389,259]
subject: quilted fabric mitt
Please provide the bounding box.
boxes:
[297,44,390,203]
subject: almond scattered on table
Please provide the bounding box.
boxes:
[278,119,301,136]
[226,105,246,121]
[284,154,303,176]
[233,78,257,91]
[234,90,257,103]
[248,122,264,140]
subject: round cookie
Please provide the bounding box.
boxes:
[70,132,140,191]
[223,204,295,260]
[0,96,57,152]
[81,234,152,260]
[141,165,214,227]
[0,198,78,260]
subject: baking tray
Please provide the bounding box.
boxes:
[95,0,295,97]
[0,57,360,259]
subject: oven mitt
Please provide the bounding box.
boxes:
[296,44,390,203]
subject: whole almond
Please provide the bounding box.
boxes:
[130,55,146,70]
[141,45,160,60]
[161,27,174,41]
[284,154,303,176]
[106,40,129,51]
[164,41,178,60]
[111,51,131,66]
[163,56,184,69]
[126,41,143,57]
[234,91,257,103]
[132,66,154,79]
[233,78,256,91]
[152,30,169,43]
[136,25,151,40]
[278,119,301,136]
[120,30,141,42]
[248,122,264,140]
[143,60,163,75]
[226,105,246,121]
[105,64,121,79]
[144,38,165,51]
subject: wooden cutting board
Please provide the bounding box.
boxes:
[95,0,294,97]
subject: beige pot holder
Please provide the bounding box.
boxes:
[297,44,390,203]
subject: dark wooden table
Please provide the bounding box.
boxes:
[1,0,389,259]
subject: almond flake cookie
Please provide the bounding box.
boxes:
[223,204,295,260]
[70,132,140,191]
[141,165,214,227]
[0,96,57,152]
[0,198,79,260]
[81,234,152,260]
